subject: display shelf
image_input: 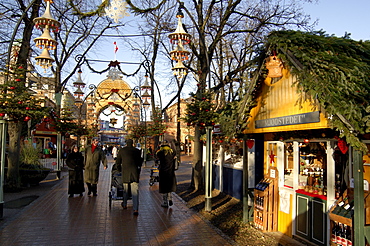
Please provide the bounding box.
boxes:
[253,166,278,232]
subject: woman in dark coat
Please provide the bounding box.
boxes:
[66,145,85,197]
[156,140,177,207]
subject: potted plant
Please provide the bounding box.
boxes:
[19,141,52,186]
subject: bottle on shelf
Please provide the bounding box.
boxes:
[256,178,267,190]
[335,174,341,199]
[332,196,348,215]
[346,225,352,246]
[338,199,352,217]
[336,223,343,245]
[344,205,354,219]
[331,221,338,244]
[341,200,354,218]
[261,179,271,190]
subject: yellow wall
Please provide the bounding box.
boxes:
[244,69,329,134]
[278,192,293,237]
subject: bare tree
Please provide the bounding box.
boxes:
[77,0,313,190]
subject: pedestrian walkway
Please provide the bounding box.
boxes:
[0,156,234,246]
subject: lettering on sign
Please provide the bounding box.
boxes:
[255,111,320,128]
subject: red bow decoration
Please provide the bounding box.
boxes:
[338,138,348,154]
[247,139,255,149]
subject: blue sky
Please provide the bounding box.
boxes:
[304,0,370,41]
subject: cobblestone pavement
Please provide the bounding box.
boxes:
[0,155,234,246]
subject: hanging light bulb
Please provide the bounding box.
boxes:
[141,89,151,100]
[172,59,188,79]
[34,26,58,50]
[74,87,84,97]
[141,74,152,91]
[143,98,150,109]
[34,0,60,32]
[35,48,54,72]
[73,69,85,88]
[168,5,191,45]
[170,39,190,61]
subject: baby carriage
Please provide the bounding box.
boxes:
[109,164,131,208]
[149,162,160,186]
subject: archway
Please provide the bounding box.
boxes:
[85,67,142,142]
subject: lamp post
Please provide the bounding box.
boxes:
[168,2,191,171]
[0,118,7,218]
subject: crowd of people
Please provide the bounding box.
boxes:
[65,137,178,215]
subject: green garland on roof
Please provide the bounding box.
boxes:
[265,30,370,151]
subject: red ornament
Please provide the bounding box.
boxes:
[25,107,30,110]
[247,139,255,149]
[18,101,22,104]
[0,113,4,117]
[304,139,310,143]
[269,151,275,164]
[15,79,21,82]
[9,86,15,90]
[24,116,31,121]
[18,66,23,69]
[338,138,348,154]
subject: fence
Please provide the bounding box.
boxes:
[39,158,58,171]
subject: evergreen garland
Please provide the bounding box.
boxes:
[68,0,109,18]
[265,30,370,151]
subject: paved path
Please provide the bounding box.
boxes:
[0,156,234,246]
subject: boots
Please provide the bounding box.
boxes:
[86,183,92,196]
[92,184,98,196]
[161,194,168,207]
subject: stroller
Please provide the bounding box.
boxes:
[109,164,131,208]
[149,161,160,186]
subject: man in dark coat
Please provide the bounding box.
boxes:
[156,140,177,207]
[115,139,143,215]
[84,137,107,196]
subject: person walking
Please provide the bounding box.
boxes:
[112,145,118,160]
[115,139,143,215]
[84,137,107,196]
[156,140,177,207]
[66,145,85,197]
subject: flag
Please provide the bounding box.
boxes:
[114,42,118,53]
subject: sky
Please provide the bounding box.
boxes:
[303,0,370,41]
[90,0,370,127]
